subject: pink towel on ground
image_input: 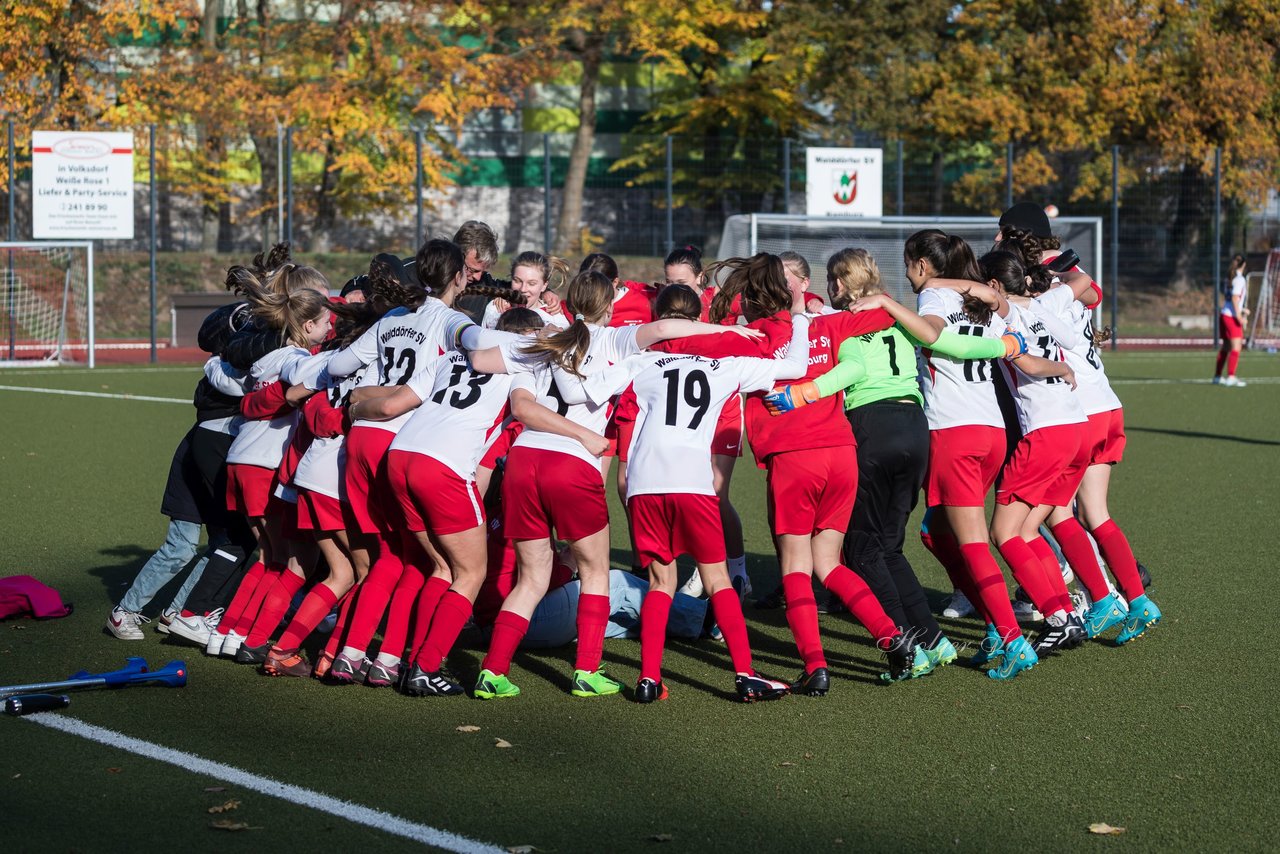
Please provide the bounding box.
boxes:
[0,575,73,620]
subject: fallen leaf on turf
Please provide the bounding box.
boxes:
[203,786,226,793]
[106,768,121,774]
[1088,823,1126,836]
[208,800,240,814]
[456,725,481,733]
[209,820,257,832]
[803,752,814,760]
[1176,704,1192,710]
[506,846,537,853]
[778,762,795,767]
[494,738,512,748]
[10,625,25,630]
[650,833,674,842]
[11,774,20,779]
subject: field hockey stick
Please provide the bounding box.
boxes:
[0,657,187,699]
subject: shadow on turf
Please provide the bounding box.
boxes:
[1128,425,1280,446]
[88,545,161,605]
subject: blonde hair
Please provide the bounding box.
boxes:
[245,242,329,296]
[827,248,883,309]
[519,270,613,377]
[226,259,330,349]
[511,251,570,295]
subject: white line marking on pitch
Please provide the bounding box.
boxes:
[0,367,197,377]
[0,385,189,404]
[1109,377,1280,385]
[24,715,503,853]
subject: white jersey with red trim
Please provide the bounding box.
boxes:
[329,300,474,434]
[481,300,571,330]
[916,288,1005,431]
[389,350,515,480]
[998,302,1087,434]
[1034,285,1122,416]
[502,325,641,468]
[293,367,366,500]
[225,346,308,468]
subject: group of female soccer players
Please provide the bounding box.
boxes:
[136,204,1162,703]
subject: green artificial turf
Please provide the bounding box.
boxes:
[1,351,1277,852]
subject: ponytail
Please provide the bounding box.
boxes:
[226,260,330,348]
[519,270,612,377]
[654,284,702,321]
[705,252,789,323]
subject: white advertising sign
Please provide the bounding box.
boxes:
[32,131,135,239]
[806,147,883,217]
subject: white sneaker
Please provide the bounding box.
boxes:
[1011,597,1042,623]
[221,630,246,657]
[205,631,226,656]
[155,608,178,635]
[1224,376,1247,387]
[679,571,705,599]
[167,612,212,646]
[942,589,975,619]
[106,607,147,640]
[204,607,224,631]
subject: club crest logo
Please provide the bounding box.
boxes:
[833,170,857,205]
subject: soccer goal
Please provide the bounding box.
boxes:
[1246,248,1280,349]
[0,242,95,368]
[719,214,1104,304]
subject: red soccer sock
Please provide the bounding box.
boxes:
[998,538,1061,616]
[961,543,1021,642]
[245,569,306,647]
[822,564,897,643]
[323,587,357,658]
[710,587,752,673]
[926,525,989,621]
[219,561,266,635]
[407,575,452,661]
[379,561,424,663]
[1050,518,1111,600]
[232,562,284,636]
[782,572,827,671]
[639,590,673,682]
[340,559,400,654]
[1027,536,1074,614]
[1091,519,1146,602]
[482,610,530,675]
[413,590,472,672]
[275,583,339,651]
[573,593,611,673]
[1227,350,1240,377]
[1215,350,1227,377]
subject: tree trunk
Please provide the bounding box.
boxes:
[931,149,945,214]
[250,131,278,251]
[312,138,340,252]
[554,30,605,255]
[1169,162,1209,293]
[196,0,222,252]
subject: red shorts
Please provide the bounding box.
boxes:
[226,463,275,518]
[628,493,726,567]
[502,446,608,541]
[711,395,744,457]
[926,425,1006,507]
[1084,409,1126,466]
[766,445,857,536]
[1220,314,1243,340]
[616,417,637,463]
[344,425,396,534]
[387,450,485,536]
[296,488,345,532]
[997,423,1085,507]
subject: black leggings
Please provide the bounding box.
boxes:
[843,400,941,647]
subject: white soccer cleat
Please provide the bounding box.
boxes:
[205,631,226,656]
[942,589,975,619]
[106,607,147,641]
[167,612,212,647]
[679,571,705,599]
[1223,376,1247,387]
[220,630,246,658]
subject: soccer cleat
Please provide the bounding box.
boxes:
[922,636,959,671]
[910,645,935,678]
[167,612,213,647]
[1212,375,1223,385]
[635,678,668,703]
[220,630,246,658]
[571,668,623,698]
[1116,595,1162,645]
[679,571,705,599]
[735,671,791,703]
[790,667,830,696]
[312,651,334,680]
[1138,562,1153,590]
[205,631,225,657]
[400,664,464,697]
[942,590,975,619]
[155,609,178,635]
[106,607,147,641]
[987,636,1038,680]
[880,633,917,682]
[1223,375,1247,387]
[1032,615,1085,655]
[754,583,785,610]
[234,641,270,665]
[263,647,311,678]
[1084,593,1126,638]
[364,659,400,689]
[327,651,365,684]
[1070,589,1090,621]
[474,668,521,700]
[970,624,1005,666]
[1011,588,1042,623]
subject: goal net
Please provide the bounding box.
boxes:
[0,242,95,367]
[1247,248,1280,348]
[719,214,1104,304]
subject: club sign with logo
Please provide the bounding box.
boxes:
[805,148,883,218]
[32,131,135,239]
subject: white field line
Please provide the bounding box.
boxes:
[24,715,503,853]
[0,384,189,404]
[1109,376,1280,385]
[0,367,197,377]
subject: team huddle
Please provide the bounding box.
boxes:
[105,203,1163,703]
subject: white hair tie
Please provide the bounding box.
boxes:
[575,313,585,321]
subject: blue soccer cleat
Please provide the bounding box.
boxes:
[1084,593,1126,638]
[970,624,1005,666]
[988,636,1038,680]
[1116,595,1162,645]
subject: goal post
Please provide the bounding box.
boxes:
[1246,249,1280,349]
[0,242,95,368]
[719,214,1104,305]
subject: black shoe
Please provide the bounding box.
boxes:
[791,667,830,696]
[634,678,668,703]
[400,664,463,697]
[754,584,785,610]
[1063,614,1087,649]
[1033,616,1086,655]
[882,632,916,682]
[815,590,846,615]
[734,671,790,703]
[1138,562,1153,590]
[234,642,269,665]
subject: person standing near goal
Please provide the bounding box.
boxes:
[1214,254,1249,387]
